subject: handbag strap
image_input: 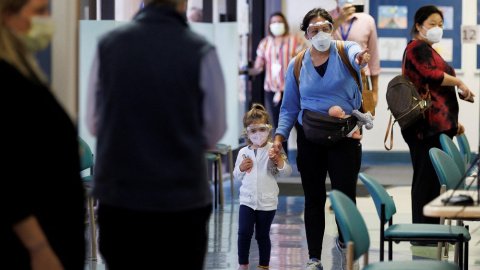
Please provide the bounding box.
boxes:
[384,113,395,151]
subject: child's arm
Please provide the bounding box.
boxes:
[276,149,292,178]
[268,147,292,177]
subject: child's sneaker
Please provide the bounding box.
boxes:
[305,258,323,270]
[335,236,359,270]
[238,264,249,270]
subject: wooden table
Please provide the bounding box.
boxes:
[423,189,480,220]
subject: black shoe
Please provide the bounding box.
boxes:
[410,241,438,247]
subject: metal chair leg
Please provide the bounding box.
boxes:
[88,195,97,261]
[228,146,234,198]
[217,153,224,211]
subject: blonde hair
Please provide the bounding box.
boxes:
[242,103,273,145]
[0,0,47,82]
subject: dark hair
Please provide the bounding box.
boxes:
[242,103,272,145]
[300,7,333,32]
[410,5,444,37]
[267,12,290,36]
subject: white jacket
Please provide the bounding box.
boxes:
[233,142,292,210]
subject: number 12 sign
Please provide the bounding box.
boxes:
[461,25,480,44]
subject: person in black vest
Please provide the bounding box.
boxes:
[2,0,85,269]
[85,0,226,268]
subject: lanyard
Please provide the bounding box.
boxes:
[339,18,355,40]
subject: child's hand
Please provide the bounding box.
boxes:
[268,147,280,164]
[269,147,285,169]
[240,157,253,172]
[268,147,278,164]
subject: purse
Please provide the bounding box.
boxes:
[384,51,432,150]
[302,109,358,147]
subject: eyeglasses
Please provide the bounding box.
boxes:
[307,21,333,38]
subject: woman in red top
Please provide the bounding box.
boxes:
[402,5,474,236]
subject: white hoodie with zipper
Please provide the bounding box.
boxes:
[233,142,292,211]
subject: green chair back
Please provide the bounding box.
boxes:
[358,173,397,224]
[456,134,471,166]
[429,147,464,190]
[440,134,465,175]
[329,190,370,261]
[78,137,94,175]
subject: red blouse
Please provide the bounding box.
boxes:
[403,39,459,138]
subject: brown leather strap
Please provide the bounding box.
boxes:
[336,41,361,89]
[384,113,395,151]
[294,49,307,86]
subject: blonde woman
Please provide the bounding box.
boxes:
[2,0,85,269]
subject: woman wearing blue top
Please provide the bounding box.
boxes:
[271,7,370,270]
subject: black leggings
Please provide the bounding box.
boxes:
[295,122,362,260]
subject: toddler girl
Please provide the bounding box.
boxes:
[234,103,292,270]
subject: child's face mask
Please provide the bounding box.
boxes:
[245,124,272,146]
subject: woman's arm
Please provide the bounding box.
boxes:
[13,215,64,270]
[442,73,474,101]
[249,38,267,76]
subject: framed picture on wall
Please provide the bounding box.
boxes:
[369,0,462,69]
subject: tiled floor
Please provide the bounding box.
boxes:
[84,165,480,270]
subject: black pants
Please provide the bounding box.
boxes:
[265,91,288,155]
[98,203,211,269]
[401,127,456,224]
[237,205,276,266]
[295,122,362,260]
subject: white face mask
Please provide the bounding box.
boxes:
[270,22,285,36]
[310,31,332,52]
[420,25,443,43]
[18,16,55,52]
[249,131,269,147]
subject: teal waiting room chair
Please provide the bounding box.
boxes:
[78,136,97,261]
[456,134,472,167]
[358,173,470,268]
[440,134,467,176]
[329,190,461,270]
[429,147,465,191]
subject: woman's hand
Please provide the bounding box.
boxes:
[457,123,465,136]
[336,4,355,25]
[355,48,370,66]
[269,146,285,169]
[457,83,475,102]
[268,147,280,164]
[272,135,284,155]
[30,245,64,270]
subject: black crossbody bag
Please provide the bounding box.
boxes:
[302,109,358,147]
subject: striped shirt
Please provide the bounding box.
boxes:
[255,34,306,92]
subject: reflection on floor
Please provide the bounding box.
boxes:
[84,165,480,270]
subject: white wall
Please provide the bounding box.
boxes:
[283,0,479,153]
[51,0,78,122]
